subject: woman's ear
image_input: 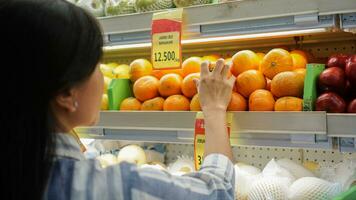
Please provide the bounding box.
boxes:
[54,88,79,113]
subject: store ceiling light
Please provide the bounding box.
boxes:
[103,28,328,51]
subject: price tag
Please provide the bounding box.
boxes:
[151,9,183,70]
[194,112,233,170]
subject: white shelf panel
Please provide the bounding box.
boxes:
[76,112,356,150]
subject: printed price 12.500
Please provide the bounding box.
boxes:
[154,51,177,62]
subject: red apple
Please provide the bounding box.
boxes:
[345,55,356,86]
[327,54,349,69]
[318,67,346,94]
[316,92,346,113]
[347,99,356,113]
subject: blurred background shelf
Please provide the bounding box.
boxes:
[100,0,356,43]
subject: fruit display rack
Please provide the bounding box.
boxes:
[77,0,356,152]
[77,111,355,151]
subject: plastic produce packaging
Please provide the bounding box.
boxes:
[105,0,136,16]
[288,177,342,200]
[77,0,105,17]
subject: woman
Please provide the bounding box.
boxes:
[1,0,236,199]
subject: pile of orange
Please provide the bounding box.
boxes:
[231,48,308,111]
[116,48,309,112]
[119,57,207,111]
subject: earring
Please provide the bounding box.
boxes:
[74,101,79,108]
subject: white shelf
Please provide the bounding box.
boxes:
[76,112,356,150]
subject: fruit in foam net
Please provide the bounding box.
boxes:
[168,155,195,176]
[97,154,118,168]
[135,0,174,13]
[77,0,105,17]
[173,0,210,8]
[105,0,136,15]
[117,145,147,166]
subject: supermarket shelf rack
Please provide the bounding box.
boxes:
[77,0,356,152]
[77,112,356,151]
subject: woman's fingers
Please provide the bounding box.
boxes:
[200,61,210,77]
[228,75,236,87]
[212,59,224,77]
[221,64,230,79]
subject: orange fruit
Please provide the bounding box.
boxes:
[256,52,265,71]
[231,50,260,76]
[274,97,303,111]
[152,69,184,79]
[276,46,291,51]
[190,94,201,111]
[182,57,202,77]
[130,59,153,82]
[260,48,294,79]
[158,73,183,97]
[249,89,275,111]
[202,54,220,62]
[271,71,304,98]
[256,52,266,60]
[291,49,315,63]
[290,50,307,60]
[236,70,266,98]
[291,53,307,69]
[141,97,165,111]
[120,97,141,111]
[227,92,247,111]
[293,68,306,80]
[182,73,200,98]
[163,95,190,111]
[265,78,272,91]
[133,76,160,101]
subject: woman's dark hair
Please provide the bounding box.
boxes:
[0,0,103,199]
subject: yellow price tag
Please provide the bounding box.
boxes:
[194,112,233,170]
[152,32,181,69]
[151,9,183,70]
